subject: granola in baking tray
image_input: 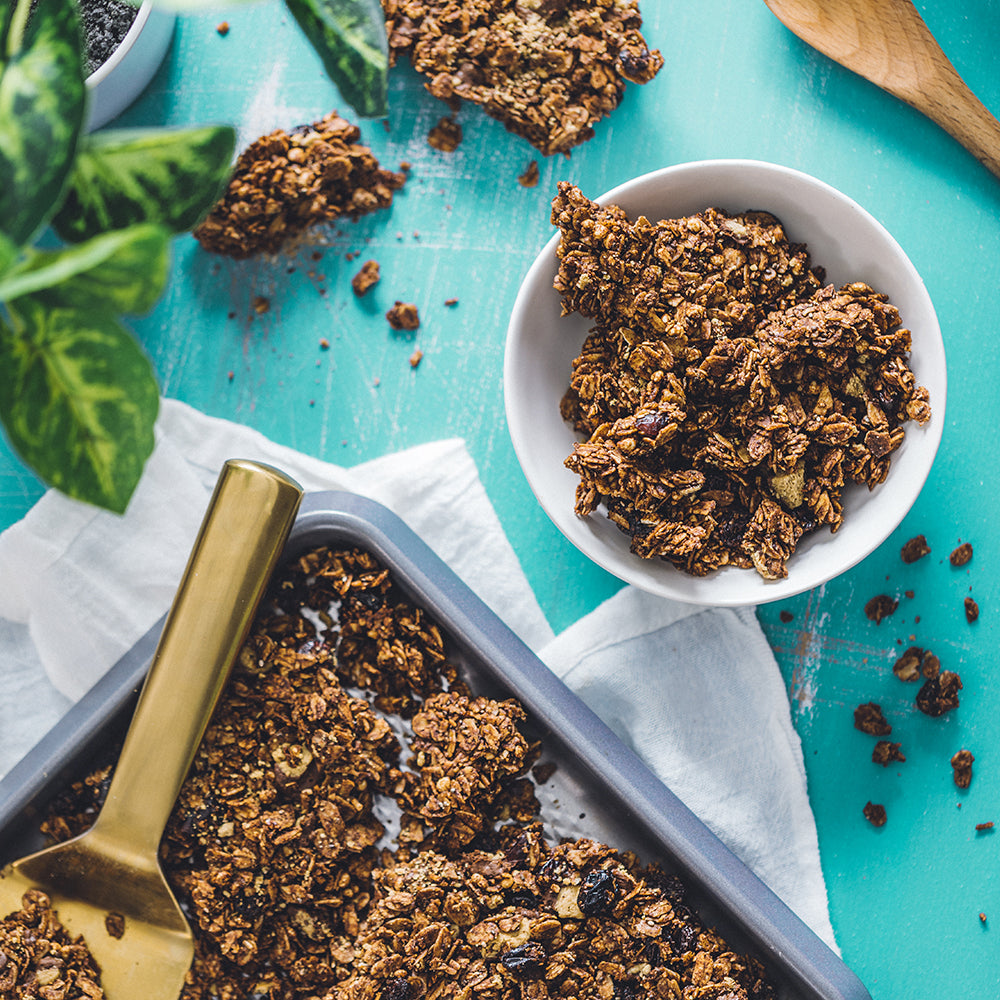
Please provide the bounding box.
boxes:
[338,826,774,1000]
[551,182,932,579]
[0,890,105,999]
[382,0,663,155]
[194,113,407,259]
[39,544,780,1000]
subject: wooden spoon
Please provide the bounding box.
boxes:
[0,459,302,999]
[762,0,1000,179]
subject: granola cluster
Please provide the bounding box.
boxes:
[552,183,931,579]
[337,827,773,1000]
[0,890,105,998]
[382,0,663,155]
[194,113,407,258]
[38,546,778,1000]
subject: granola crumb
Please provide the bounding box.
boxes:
[892,645,924,682]
[872,740,906,767]
[409,349,424,368]
[950,542,973,566]
[518,160,540,187]
[854,702,892,736]
[901,534,931,563]
[951,749,974,789]
[252,295,270,315]
[863,801,887,827]
[216,20,229,35]
[428,116,462,152]
[444,297,458,307]
[351,259,381,297]
[386,301,420,331]
[779,609,794,623]
[864,594,899,624]
[104,911,125,939]
[916,670,962,717]
[976,822,995,832]
[965,596,980,622]
[980,912,988,924]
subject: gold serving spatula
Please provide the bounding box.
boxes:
[762,0,1000,180]
[0,458,302,999]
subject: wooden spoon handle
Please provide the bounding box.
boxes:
[90,459,302,856]
[881,1,1000,180]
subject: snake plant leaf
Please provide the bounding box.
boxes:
[284,0,388,118]
[0,0,86,248]
[0,297,159,513]
[51,126,238,244]
[0,224,170,314]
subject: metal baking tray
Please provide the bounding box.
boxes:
[0,490,870,1000]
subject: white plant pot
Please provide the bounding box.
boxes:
[85,0,176,131]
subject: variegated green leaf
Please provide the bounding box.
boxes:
[0,224,169,313]
[0,231,18,278]
[0,297,158,513]
[52,126,237,243]
[0,0,86,248]
[284,0,388,118]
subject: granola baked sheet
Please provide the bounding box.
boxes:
[381,0,663,155]
[552,182,932,580]
[35,546,779,1000]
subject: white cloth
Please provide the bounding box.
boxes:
[0,397,836,950]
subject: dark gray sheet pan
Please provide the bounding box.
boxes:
[0,490,871,1000]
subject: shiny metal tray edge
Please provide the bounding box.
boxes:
[0,489,870,1000]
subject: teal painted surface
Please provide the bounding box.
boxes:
[3,0,999,995]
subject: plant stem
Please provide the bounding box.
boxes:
[7,0,31,60]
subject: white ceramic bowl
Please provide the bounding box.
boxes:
[504,160,947,606]
[85,0,176,132]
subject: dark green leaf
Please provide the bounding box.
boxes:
[0,297,159,513]
[0,0,86,247]
[284,0,388,118]
[51,126,238,243]
[0,224,170,313]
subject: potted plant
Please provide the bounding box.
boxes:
[0,0,388,513]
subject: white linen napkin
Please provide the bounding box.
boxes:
[0,397,836,950]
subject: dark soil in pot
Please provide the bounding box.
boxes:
[20,0,139,75]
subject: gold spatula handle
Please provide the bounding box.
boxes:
[89,459,302,857]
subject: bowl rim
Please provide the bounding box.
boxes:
[503,158,947,606]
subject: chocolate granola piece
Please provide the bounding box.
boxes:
[872,740,906,767]
[864,594,899,624]
[427,115,462,151]
[194,112,407,258]
[352,259,381,296]
[854,702,892,736]
[383,0,663,155]
[0,890,106,998]
[916,670,962,717]
[965,596,980,623]
[863,802,887,827]
[901,534,931,563]
[950,542,973,566]
[951,749,974,789]
[386,300,420,330]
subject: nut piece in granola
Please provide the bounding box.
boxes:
[383,0,663,155]
[951,749,974,789]
[551,183,930,580]
[892,645,924,682]
[386,300,420,331]
[0,890,105,999]
[863,801,887,827]
[194,112,407,258]
[352,259,381,296]
[854,702,892,736]
[900,534,931,563]
[872,740,906,767]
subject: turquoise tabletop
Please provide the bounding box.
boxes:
[2,0,999,996]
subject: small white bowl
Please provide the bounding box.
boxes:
[504,160,947,606]
[86,0,176,132]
